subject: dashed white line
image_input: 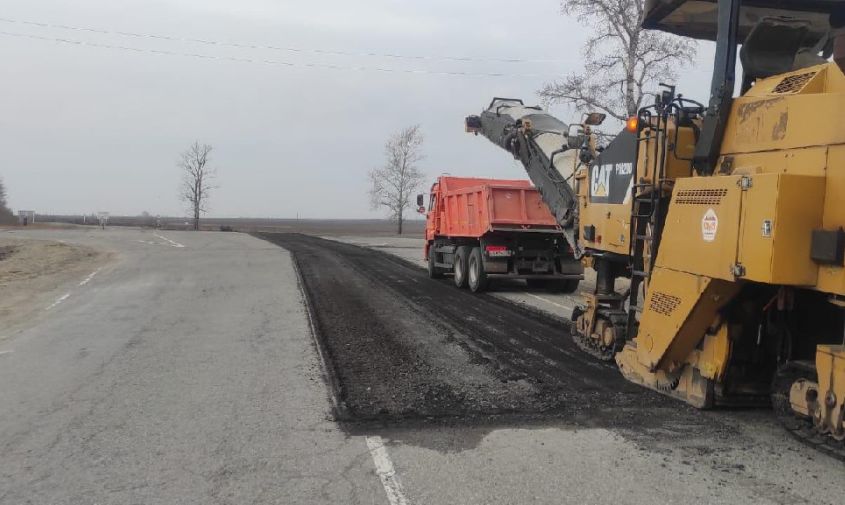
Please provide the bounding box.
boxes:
[0,350,13,356]
[524,293,573,312]
[45,293,71,310]
[153,233,185,248]
[365,436,409,505]
[78,268,101,286]
[44,267,103,312]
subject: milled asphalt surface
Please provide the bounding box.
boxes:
[257,232,662,423]
[323,234,599,320]
[1,228,843,505]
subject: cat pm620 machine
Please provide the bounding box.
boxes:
[468,0,845,457]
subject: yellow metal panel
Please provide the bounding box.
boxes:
[576,163,630,256]
[617,342,716,408]
[722,92,845,155]
[636,121,696,185]
[822,146,845,230]
[665,126,697,181]
[635,267,740,372]
[719,147,827,177]
[722,63,845,155]
[770,175,824,285]
[636,267,703,370]
[817,146,845,296]
[731,96,790,147]
[743,64,828,97]
[696,325,731,381]
[656,176,743,281]
[737,174,775,281]
[578,201,630,255]
[738,173,824,285]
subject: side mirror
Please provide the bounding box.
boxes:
[583,112,606,126]
[416,194,424,207]
[465,115,482,134]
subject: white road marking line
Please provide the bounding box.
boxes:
[45,293,71,310]
[524,293,573,311]
[365,436,409,505]
[0,350,13,356]
[153,233,185,248]
[78,268,101,286]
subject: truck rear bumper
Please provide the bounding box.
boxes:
[483,257,584,277]
[486,273,584,280]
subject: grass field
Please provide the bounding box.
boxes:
[27,215,426,237]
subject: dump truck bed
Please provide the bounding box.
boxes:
[436,176,560,238]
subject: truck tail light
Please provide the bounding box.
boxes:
[485,245,511,257]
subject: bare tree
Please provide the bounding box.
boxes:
[369,125,426,235]
[539,0,697,122]
[0,177,13,224]
[179,141,215,231]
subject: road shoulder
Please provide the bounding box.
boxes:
[0,235,111,339]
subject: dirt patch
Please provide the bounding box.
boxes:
[0,245,17,261]
[0,236,104,334]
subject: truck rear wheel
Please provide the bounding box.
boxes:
[467,247,488,293]
[428,245,443,279]
[453,246,471,288]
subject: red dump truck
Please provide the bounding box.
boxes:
[418,176,583,293]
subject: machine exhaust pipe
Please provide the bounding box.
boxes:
[832,9,845,75]
[835,32,845,75]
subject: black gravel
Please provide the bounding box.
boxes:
[254,232,689,427]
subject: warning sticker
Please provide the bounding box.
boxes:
[701,208,718,242]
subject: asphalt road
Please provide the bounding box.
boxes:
[1,228,844,505]
[0,228,385,504]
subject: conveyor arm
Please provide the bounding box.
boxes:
[466,98,581,255]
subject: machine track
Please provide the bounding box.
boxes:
[570,308,626,362]
[772,363,845,462]
[570,327,619,362]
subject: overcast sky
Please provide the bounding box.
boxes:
[1,0,716,219]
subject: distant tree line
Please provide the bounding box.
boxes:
[0,178,14,224]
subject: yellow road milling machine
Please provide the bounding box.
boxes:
[467,0,845,457]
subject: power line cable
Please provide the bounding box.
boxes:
[0,16,572,65]
[0,30,558,78]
